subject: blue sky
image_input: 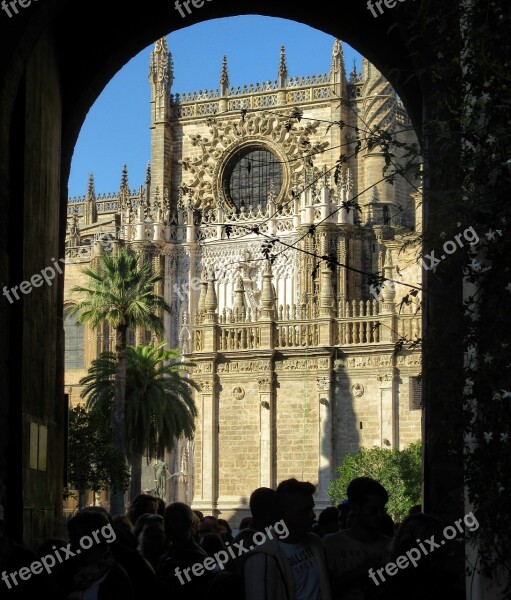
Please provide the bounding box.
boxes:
[68,16,362,198]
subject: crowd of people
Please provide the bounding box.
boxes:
[0,477,466,599]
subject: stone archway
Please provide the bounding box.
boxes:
[0,0,462,562]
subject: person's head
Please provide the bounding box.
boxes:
[127,493,158,526]
[134,513,165,540]
[198,515,220,538]
[249,487,276,531]
[239,516,253,531]
[337,500,353,529]
[408,504,422,515]
[391,513,445,569]
[193,510,204,521]
[155,497,166,517]
[347,477,388,533]
[67,508,116,562]
[200,532,225,556]
[218,518,233,543]
[318,506,340,536]
[274,479,316,539]
[164,502,195,543]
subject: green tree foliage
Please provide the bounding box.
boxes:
[69,247,171,515]
[80,342,198,498]
[67,404,130,509]
[327,441,422,522]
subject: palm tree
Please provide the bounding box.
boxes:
[79,342,199,500]
[69,247,171,515]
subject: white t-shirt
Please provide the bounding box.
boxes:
[278,540,321,600]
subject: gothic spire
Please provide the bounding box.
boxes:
[278,45,288,87]
[260,260,276,319]
[233,273,247,321]
[119,164,129,209]
[331,39,343,71]
[205,269,218,322]
[381,249,396,303]
[149,37,173,89]
[145,162,151,188]
[87,173,95,199]
[149,37,173,122]
[84,173,97,225]
[220,55,229,95]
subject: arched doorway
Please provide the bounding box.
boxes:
[0,2,463,576]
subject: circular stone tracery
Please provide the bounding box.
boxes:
[222,145,283,213]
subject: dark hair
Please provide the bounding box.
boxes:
[218,518,232,533]
[347,477,389,505]
[249,487,275,521]
[274,479,316,518]
[127,493,157,525]
[239,516,253,530]
[164,502,193,525]
[318,506,339,528]
[133,513,164,539]
[67,508,110,543]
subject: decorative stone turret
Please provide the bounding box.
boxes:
[84,173,97,225]
[145,162,151,203]
[260,260,276,320]
[233,273,247,322]
[329,39,346,98]
[204,269,218,323]
[149,38,173,208]
[277,45,288,104]
[219,55,229,112]
[319,265,335,317]
[197,268,208,320]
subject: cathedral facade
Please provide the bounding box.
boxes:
[64,37,422,520]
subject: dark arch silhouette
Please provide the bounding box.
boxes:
[0,3,463,581]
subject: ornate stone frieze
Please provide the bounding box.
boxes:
[179,113,328,210]
[217,360,271,373]
[336,355,393,369]
[275,357,330,371]
[377,373,393,383]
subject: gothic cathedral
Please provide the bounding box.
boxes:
[64,37,422,520]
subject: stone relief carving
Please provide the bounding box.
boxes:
[217,360,271,373]
[193,362,213,375]
[179,113,327,210]
[336,355,393,369]
[396,354,422,366]
[275,357,330,371]
[257,377,272,392]
[232,386,245,400]
[377,373,393,383]
[316,376,330,391]
[351,383,364,397]
[197,380,214,393]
